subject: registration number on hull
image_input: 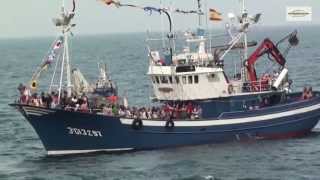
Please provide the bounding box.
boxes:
[67,127,103,137]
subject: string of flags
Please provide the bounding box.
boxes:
[30,36,64,90]
[99,0,203,16]
[99,0,224,23]
[41,36,64,71]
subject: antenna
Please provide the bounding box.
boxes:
[241,0,245,13]
[53,0,76,101]
[197,0,202,27]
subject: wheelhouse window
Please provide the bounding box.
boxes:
[188,76,193,84]
[175,76,180,84]
[160,76,168,84]
[176,65,196,73]
[168,76,173,84]
[182,76,187,84]
[194,75,199,83]
[151,76,156,83]
[155,76,160,84]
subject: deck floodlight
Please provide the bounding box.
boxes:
[252,13,261,23]
[228,12,236,20]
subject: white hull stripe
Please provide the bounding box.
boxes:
[22,106,56,116]
[23,107,55,113]
[23,109,48,116]
[47,148,134,155]
[120,103,320,127]
[25,112,44,116]
[24,110,49,115]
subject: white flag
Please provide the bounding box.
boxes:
[286,7,312,22]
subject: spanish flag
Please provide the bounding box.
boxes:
[209,9,222,21]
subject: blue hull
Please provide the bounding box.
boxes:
[11,96,320,155]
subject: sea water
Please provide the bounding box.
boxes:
[0,26,320,180]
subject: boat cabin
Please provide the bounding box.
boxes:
[148,65,229,101]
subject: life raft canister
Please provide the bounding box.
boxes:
[132,118,143,130]
[165,119,175,129]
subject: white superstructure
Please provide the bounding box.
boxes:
[146,0,291,102]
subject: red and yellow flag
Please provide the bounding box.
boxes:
[209,9,222,21]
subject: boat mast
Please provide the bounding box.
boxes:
[65,28,72,98]
[163,9,174,62]
[57,0,75,103]
[58,5,66,103]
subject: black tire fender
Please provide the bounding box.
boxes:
[132,118,143,130]
[165,119,175,129]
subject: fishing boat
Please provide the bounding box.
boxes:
[10,0,320,155]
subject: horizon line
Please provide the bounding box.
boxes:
[0,23,319,40]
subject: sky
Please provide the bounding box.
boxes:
[0,0,319,38]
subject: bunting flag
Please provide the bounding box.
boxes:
[30,36,64,89]
[143,6,162,15]
[209,8,222,21]
[42,36,64,70]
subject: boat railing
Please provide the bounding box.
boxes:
[230,80,273,93]
[150,58,214,68]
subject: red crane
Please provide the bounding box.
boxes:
[246,38,286,83]
[245,30,298,91]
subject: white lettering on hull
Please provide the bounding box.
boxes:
[67,127,103,137]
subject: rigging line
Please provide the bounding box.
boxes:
[49,48,63,93]
[160,0,166,48]
[67,29,73,92]
[58,36,67,103]
[30,36,62,83]
[72,0,76,12]
[204,0,210,54]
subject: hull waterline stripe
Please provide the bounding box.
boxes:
[120,103,320,127]
[47,148,134,155]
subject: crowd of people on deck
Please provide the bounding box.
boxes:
[102,101,202,120]
[17,84,202,120]
[17,84,90,112]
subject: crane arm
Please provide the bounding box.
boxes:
[246,38,286,82]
